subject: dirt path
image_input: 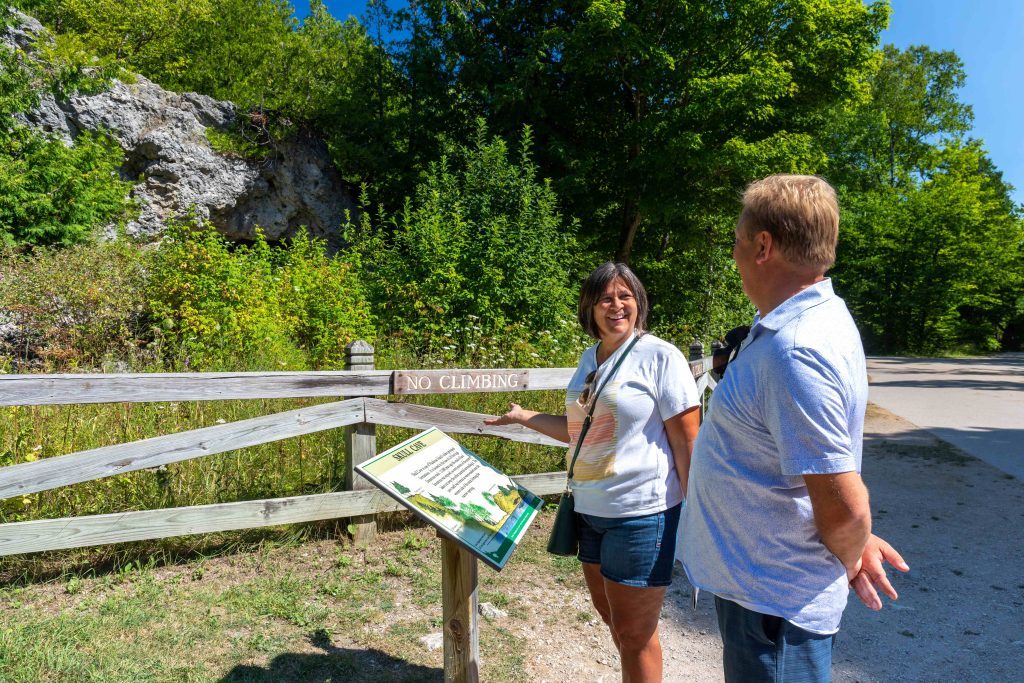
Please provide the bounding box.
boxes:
[517,405,1024,682]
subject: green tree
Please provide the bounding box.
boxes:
[346,123,579,354]
[395,0,887,264]
[826,45,1024,353]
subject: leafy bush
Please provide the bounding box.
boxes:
[0,42,134,247]
[346,124,581,360]
[0,240,151,370]
[147,220,375,371]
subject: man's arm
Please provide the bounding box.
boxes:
[804,471,872,578]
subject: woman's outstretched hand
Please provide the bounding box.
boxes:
[483,403,527,426]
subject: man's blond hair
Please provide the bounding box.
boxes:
[740,174,839,270]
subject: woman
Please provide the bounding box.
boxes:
[485,261,700,682]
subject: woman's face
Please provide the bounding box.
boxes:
[593,277,637,343]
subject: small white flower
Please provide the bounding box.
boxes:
[216,419,226,424]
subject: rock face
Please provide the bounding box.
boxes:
[3,10,354,247]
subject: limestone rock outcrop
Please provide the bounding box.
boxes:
[3,9,354,246]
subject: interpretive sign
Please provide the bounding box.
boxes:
[356,428,543,570]
[393,370,530,395]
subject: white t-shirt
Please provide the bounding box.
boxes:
[565,333,699,518]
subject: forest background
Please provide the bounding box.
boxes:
[0,0,1022,528]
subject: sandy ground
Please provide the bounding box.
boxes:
[525,404,1024,682]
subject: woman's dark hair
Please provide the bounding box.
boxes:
[577,261,649,339]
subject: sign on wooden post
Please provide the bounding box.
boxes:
[441,535,479,683]
[344,340,377,543]
[393,370,530,395]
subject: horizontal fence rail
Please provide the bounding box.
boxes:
[0,472,567,557]
[0,368,577,406]
[0,345,714,558]
[0,362,710,407]
[0,398,366,500]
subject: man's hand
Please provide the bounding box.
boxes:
[850,534,910,611]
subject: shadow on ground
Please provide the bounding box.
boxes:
[664,416,1024,682]
[218,629,442,683]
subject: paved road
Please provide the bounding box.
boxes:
[866,353,1024,479]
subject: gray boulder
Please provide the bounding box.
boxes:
[3,9,354,247]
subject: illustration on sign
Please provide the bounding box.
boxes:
[356,428,544,570]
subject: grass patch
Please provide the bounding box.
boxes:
[0,508,577,682]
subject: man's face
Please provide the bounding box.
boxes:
[733,216,759,298]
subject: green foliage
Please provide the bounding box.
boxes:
[277,230,377,368]
[203,126,268,162]
[0,44,134,247]
[0,240,151,370]
[146,220,375,371]
[826,45,1024,353]
[833,142,1024,353]
[346,124,582,360]
[395,0,888,265]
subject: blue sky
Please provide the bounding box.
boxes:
[298,1,1024,204]
[882,1,1024,204]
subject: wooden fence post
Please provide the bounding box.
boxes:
[441,536,479,683]
[344,340,376,543]
[688,339,704,361]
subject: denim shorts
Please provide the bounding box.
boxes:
[577,503,681,588]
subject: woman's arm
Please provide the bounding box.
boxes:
[483,403,570,443]
[665,406,701,497]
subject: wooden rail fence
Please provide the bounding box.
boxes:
[0,339,715,682]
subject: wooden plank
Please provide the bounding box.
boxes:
[0,489,403,556]
[0,471,564,556]
[363,399,567,448]
[509,471,566,496]
[0,371,393,405]
[394,370,530,395]
[0,398,365,500]
[441,536,480,683]
[0,368,575,406]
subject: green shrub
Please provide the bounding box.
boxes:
[277,230,376,368]
[0,43,134,247]
[0,240,151,370]
[147,219,375,371]
[347,124,581,361]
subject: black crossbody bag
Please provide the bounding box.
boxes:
[547,335,640,556]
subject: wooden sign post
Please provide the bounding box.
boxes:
[441,535,480,683]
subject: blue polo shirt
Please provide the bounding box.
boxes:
[680,278,867,634]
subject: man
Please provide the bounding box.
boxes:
[681,175,909,682]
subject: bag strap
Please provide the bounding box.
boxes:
[566,334,641,485]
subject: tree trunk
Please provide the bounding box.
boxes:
[616,190,642,264]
